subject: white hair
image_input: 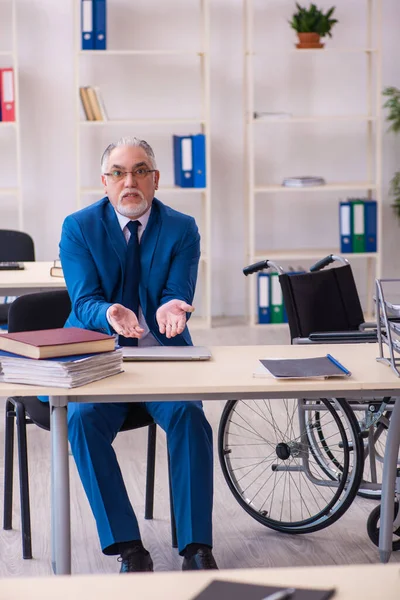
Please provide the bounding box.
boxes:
[101,136,157,173]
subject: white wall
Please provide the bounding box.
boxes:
[3,0,400,316]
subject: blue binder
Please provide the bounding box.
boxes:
[364,200,377,252]
[257,272,270,324]
[339,201,353,253]
[173,135,194,187]
[93,0,107,50]
[192,134,206,188]
[81,0,94,50]
[283,269,306,323]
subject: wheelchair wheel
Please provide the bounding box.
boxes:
[312,400,396,500]
[357,407,395,500]
[218,397,363,534]
[366,500,400,550]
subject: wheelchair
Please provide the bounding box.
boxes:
[218,254,398,537]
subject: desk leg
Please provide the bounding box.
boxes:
[50,397,71,575]
[379,396,400,563]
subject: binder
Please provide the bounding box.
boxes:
[339,201,353,253]
[93,0,107,50]
[257,272,270,324]
[0,68,15,122]
[270,273,284,324]
[192,134,206,188]
[364,200,377,252]
[351,200,365,253]
[283,269,306,322]
[81,0,94,50]
[173,135,194,187]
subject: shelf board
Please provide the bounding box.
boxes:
[80,186,208,194]
[255,182,378,193]
[252,115,376,124]
[0,121,16,127]
[78,49,203,56]
[248,48,377,55]
[0,187,18,195]
[252,249,378,261]
[80,118,205,125]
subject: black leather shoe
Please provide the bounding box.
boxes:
[182,547,218,571]
[118,546,154,573]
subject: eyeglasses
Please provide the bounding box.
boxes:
[104,167,157,183]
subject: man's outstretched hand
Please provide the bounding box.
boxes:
[108,303,144,339]
[156,299,194,339]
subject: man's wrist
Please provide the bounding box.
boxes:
[106,304,115,327]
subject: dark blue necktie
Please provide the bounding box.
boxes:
[119,220,140,347]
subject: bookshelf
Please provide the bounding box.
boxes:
[73,0,212,328]
[243,0,383,326]
[0,0,22,230]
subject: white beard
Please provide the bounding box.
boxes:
[117,189,148,218]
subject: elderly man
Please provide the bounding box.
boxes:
[59,136,216,572]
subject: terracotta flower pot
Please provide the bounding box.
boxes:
[296,32,324,49]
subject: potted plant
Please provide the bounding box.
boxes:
[383,86,400,221]
[289,3,338,49]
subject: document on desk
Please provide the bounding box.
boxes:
[253,354,351,380]
[190,580,335,600]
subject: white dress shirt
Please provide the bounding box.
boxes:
[106,206,159,347]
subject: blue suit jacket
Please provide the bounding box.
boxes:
[59,197,200,346]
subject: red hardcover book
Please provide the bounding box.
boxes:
[0,327,115,359]
[0,68,15,122]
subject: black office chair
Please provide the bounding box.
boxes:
[0,229,35,327]
[3,290,176,559]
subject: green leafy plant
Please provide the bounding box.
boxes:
[382,86,400,133]
[289,3,338,37]
[383,87,400,220]
[389,171,400,221]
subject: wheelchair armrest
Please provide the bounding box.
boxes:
[292,335,373,345]
[359,322,377,331]
[308,330,378,343]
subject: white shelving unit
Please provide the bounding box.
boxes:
[244,0,383,326]
[0,0,22,229]
[73,0,211,328]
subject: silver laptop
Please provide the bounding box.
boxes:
[122,346,212,361]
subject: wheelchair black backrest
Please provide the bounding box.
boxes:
[279,264,365,340]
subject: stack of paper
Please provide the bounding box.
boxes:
[0,349,123,388]
[282,176,326,187]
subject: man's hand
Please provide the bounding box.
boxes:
[156,299,194,339]
[108,304,144,339]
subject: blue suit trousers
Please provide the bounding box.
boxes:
[67,400,213,555]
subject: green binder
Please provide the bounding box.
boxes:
[350,199,365,253]
[270,272,284,323]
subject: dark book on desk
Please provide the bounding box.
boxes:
[254,354,351,379]
[0,261,24,270]
[0,327,115,359]
[190,580,335,600]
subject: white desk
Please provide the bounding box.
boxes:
[0,564,399,599]
[0,261,65,296]
[1,343,399,575]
